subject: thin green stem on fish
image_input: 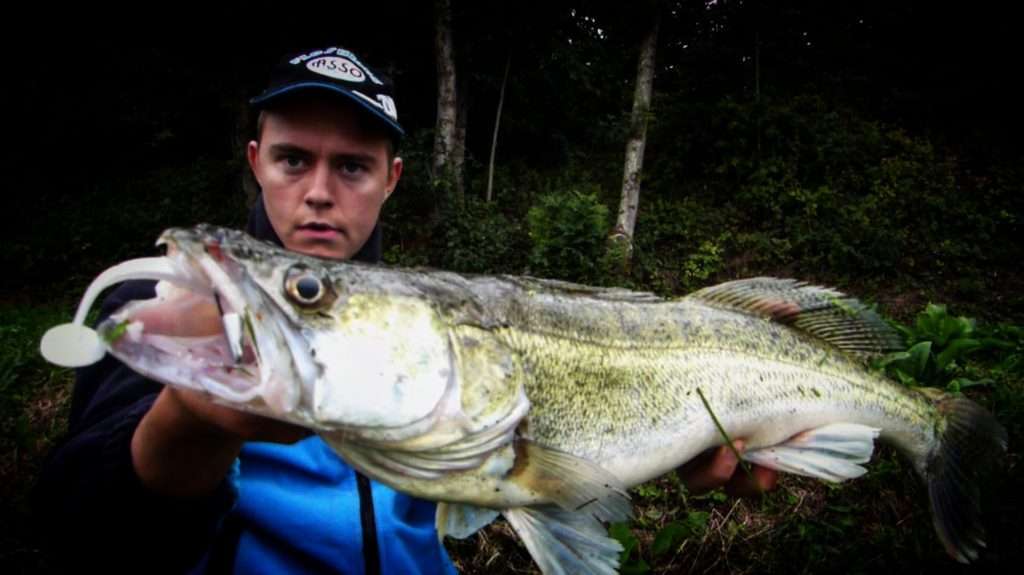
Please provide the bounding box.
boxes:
[695,387,756,486]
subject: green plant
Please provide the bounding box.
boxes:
[608,522,650,575]
[526,187,610,284]
[877,303,1010,391]
[650,511,709,558]
[680,235,727,291]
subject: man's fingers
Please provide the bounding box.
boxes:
[725,463,779,497]
[248,419,312,444]
[679,440,745,494]
[169,387,311,444]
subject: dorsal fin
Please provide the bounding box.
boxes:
[687,277,903,358]
[504,275,663,303]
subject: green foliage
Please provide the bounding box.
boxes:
[0,302,76,526]
[608,510,709,575]
[629,197,733,294]
[437,197,529,274]
[651,512,709,558]
[526,187,611,284]
[646,93,1020,287]
[0,304,74,422]
[877,303,1015,391]
[608,522,650,575]
[983,324,1024,377]
[680,235,727,291]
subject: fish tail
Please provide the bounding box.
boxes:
[922,390,1007,563]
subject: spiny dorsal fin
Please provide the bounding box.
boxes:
[505,276,663,303]
[687,277,903,358]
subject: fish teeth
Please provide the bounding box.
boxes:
[222,312,244,363]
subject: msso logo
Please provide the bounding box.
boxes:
[306,56,366,83]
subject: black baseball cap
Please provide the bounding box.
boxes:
[250,46,404,140]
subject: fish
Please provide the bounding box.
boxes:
[41,224,1007,574]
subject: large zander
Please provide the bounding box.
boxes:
[41,225,1007,574]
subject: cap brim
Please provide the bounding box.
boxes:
[250,82,404,138]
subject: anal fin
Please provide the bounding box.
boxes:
[741,423,881,482]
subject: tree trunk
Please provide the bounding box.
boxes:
[486,54,511,203]
[612,8,660,263]
[432,0,459,202]
[452,76,468,203]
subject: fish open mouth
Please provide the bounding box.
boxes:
[90,231,310,418]
[49,224,464,435]
[101,283,263,404]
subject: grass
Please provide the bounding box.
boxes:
[0,299,78,572]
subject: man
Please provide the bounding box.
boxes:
[37,45,773,574]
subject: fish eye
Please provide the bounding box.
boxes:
[285,266,332,307]
[296,275,322,302]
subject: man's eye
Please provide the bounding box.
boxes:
[284,156,304,168]
[341,161,365,175]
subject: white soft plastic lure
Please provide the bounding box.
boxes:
[40,257,188,367]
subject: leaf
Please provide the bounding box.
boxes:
[916,304,946,340]
[875,350,910,369]
[685,510,710,533]
[935,338,981,371]
[946,377,992,393]
[978,337,1015,351]
[652,522,687,557]
[891,322,914,344]
[893,369,918,387]
[609,522,639,562]
[905,341,933,379]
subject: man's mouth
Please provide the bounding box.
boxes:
[298,222,342,238]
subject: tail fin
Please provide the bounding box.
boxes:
[924,392,1007,563]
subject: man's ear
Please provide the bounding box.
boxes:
[247,141,262,186]
[385,156,403,200]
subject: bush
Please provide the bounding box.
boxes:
[526,187,610,284]
[436,197,529,274]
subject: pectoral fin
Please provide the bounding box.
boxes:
[741,422,881,482]
[511,440,632,523]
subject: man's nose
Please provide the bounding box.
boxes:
[304,164,334,208]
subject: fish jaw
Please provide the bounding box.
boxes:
[96,232,315,423]
[98,225,460,434]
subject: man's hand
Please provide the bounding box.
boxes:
[677,439,778,497]
[129,292,308,498]
[131,387,309,498]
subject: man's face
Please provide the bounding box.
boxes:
[247,95,402,260]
